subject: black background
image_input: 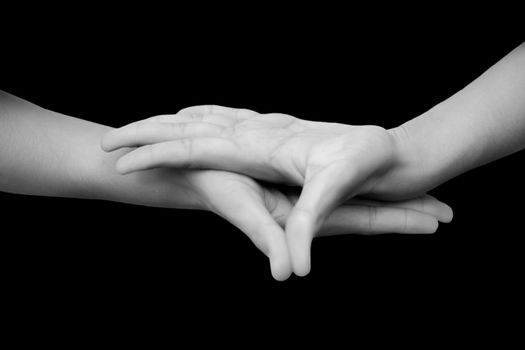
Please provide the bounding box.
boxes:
[1,11,523,328]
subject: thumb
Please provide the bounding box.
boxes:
[286,166,367,276]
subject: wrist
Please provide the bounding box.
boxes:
[87,156,207,210]
[363,122,436,200]
[387,124,427,180]
[72,124,206,210]
[384,106,454,197]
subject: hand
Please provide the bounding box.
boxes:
[182,170,451,280]
[102,106,450,275]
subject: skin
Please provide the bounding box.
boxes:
[103,42,525,276]
[0,91,452,281]
[102,109,426,276]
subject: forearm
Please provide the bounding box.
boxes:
[391,42,525,189]
[0,91,202,209]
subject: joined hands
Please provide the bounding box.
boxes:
[4,44,524,280]
[103,106,452,277]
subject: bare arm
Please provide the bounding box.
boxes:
[96,43,525,275]
[0,91,201,208]
[387,42,525,192]
[1,91,454,280]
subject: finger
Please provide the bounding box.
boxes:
[280,191,444,233]
[158,113,237,127]
[345,195,454,223]
[122,113,235,127]
[285,206,316,277]
[178,105,259,120]
[101,122,225,152]
[285,165,369,276]
[114,138,242,174]
[319,205,439,236]
[264,221,292,281]
[214,198,292,281]
[142,112,237,126]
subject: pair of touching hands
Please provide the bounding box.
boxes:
[102,105,452,280]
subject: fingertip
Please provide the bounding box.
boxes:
[410,212,439,234]
[268,236,292,281]
[441,204,454,223]
[293,258,311,277]
[434,202,453,223]
[287,233,311,276]
[270,255,292,281]
[425,217,439,234]
[268,244,292,281]
[426,195,454,223]
[115,157,132,175]
[100,132,115,152]
[400,211,440,234]
[286,210,314,277]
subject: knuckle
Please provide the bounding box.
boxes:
[177,107,192,114]
[189,113,203,121]
[179,138,194,166]
[237,108,258,119]
[230,107,240,117]
[172,122,186,138]
[206,105,217,114]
